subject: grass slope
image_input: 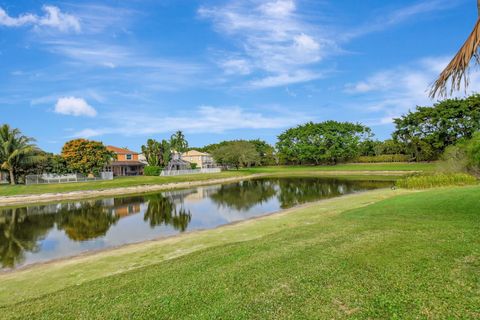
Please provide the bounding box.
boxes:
[1,185,479,319]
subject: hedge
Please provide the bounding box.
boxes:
[356,154,410,163]
[144,166,162,176]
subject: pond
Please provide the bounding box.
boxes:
[0,177,392,269]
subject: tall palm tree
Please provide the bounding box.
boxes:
[0,124,39,185]
[431,0,480,97]
[170,130,189,157]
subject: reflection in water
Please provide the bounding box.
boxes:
[56,202,120,241]
[210,180,277,211]
[0,177,391,268]
[0,207,55,268]
[144,194,191,231]
[277,178,385,209]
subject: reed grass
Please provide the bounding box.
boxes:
[396,173,477,189]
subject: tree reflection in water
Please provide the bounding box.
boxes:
[0,207,55,268]
[0,177,391,268]
[210,180,277,211]
[56,201,120,241]
[144,194,192,231]
[277,178,391,209]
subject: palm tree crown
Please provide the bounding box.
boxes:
[0,124,39,185]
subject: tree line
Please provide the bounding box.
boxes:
[2,95,480,182]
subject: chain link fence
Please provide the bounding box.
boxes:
[25,172,113,185]
[160,168,221,176]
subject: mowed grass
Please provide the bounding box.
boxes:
[1,185,478,319]
[0,171,249,196]
[242,162,436,173]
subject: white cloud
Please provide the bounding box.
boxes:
[220,59,252,75]
[72,105,311,138]
[199,0,335,88]
[344,56,480,125]
[250,70,322,88]
[0,5,80,32]
[0,8,37,27]
[343,0,459,40]
[259,0,296,17]
[54,97,97,117]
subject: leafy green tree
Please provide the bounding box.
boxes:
[198,139,275,166]
[142,139,162,166]
[141,139,171,168]
[170,131,189,154]
[61,139,115,175]
[249,139,276,165]
[0,124,40,185]
[277,121,371,165]
[161,139,172,166]
[393,95,480,161]
[211,141,261,169]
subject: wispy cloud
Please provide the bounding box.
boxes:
[343,0,461,40]
[72,105,312,138]
[0,5,80,32]
[199,0,336,88]
[344,56,480,125]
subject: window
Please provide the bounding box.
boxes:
[126,154,132,160]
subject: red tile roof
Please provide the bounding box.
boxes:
[107,146,138,155]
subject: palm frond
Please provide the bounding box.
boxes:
[430,5,480,98]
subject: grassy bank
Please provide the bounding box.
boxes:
[0,163,434,197]
[1,185,478,319]
[0,171,250,197]
[242,162,436,173]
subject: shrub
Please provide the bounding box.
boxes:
[144,166,161,176]
[465,132,480,175]
[396,173,477,189]
[437,145,469,173]
[190,163,198,169]
[356,154,410,163]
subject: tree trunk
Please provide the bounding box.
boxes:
[9,169,15,185]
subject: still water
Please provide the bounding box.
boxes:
[0,177,391,269]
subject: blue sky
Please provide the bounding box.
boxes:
[0,0,477,152]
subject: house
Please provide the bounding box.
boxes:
[165,152,191,171]
[181,150,216,168]
[104,146,145,176]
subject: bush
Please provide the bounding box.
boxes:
[396,173,477,189]
[144,166,161,176]
[436,132,480,176]
[356,154,410,163]
[437,145,468,173]
[190,163,198,169]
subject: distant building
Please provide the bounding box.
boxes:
[165,152,191,171]
[182,150,216,168]
[105,146,145,176]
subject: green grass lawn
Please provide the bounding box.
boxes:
[0,171,250,197]
[1,185,478,319]
[0,162,434,197]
